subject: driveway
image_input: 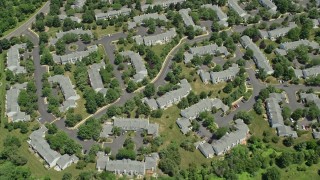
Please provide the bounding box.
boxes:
[104,134,126,155]
[23,29,55,123]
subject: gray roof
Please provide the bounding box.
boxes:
[56,154,79,170]
[142,98,158,110]
[120,51,147,82]
[100,123,113,138]
[184,44,230,63]
[176,118,191,134]
[267,22,297,40]
[95,8,131,20]
[259,0,277,11]
[183,52,194,64]
[211,119,249,155]
[133,13,167,23]
[210,64,239,84]
[279,39,319,51]
[179,8,205,31]
[48,75,80,112]
[313,19,319,28]
[240,35,252,48]
[265,96,284,128]
[274,48,287,56]
[201,4,228,26]
[58,15,82,23]
[105,159,145,176]
[190,43,229,56]
[71,0,86,9]
[156,79,191,109]
[28,126,62,167]
[113,117,159,136]
[6,83,30,122]
[181,98,229,119]
[228,0,247,17]
[294,68,303,78]
[50,28,92,45]
[277,125,298,138]
[312,129,320,139]
[53,45,98,64]
[96,152,108,170]
[7,44,27,74]
[269,92,287,102]
[300,93,320,109]
[240,36,274,74]
[145,153,159,171]
[199,70,211,83]
[259,30,269,39]
[197,142,215,158]
[135,28,177,46]
[141,0,186,11]
[88,61,107,95]
[97,152,158,174]
[302,66,320,78]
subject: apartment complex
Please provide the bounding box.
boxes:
[48,75,80,112]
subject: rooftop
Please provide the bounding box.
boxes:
[6,43,27,74]
[120,51,147,82]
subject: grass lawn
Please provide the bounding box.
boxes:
[150,106,212,168]
[93,26,118,39]
[46,27,61,38]
[150,44,167,58]
[179,63,227,98]
[115,42,134,51]
[265,76,279,84]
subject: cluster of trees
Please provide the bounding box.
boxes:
[165,62,183,84]
[0,0,45,36]
[46,127,82,155]
[234,111,253,125]
[197,111,217,132]
[209,31,238,54]
[272,55,295,81]
[0,36,33,53]
[222,68,247,106]
[305,74,320,86]
[287,14,313,41]
[18,81,38,118]
[177,91,201,109]
[142,18,166,34]
[4,121,29,134]
[65,110,83,127]
[77,118,102,141]
[116,138,136,160]
[0,135,31,179]
[41,73,62,117]
[158,143,181,176]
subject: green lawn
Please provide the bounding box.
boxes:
[150,106,212,169]
[93,26,118,39]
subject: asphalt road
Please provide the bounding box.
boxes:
[23,29,56,123]
[1,1,50,40]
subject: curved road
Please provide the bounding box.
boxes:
[91,32,213,119]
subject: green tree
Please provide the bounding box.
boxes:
[144,84,155,98]
[77,118,102,141]
[62,173,72,180]
[263,167,281,180]
[215,127,228,139]
[126,80,137,93]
